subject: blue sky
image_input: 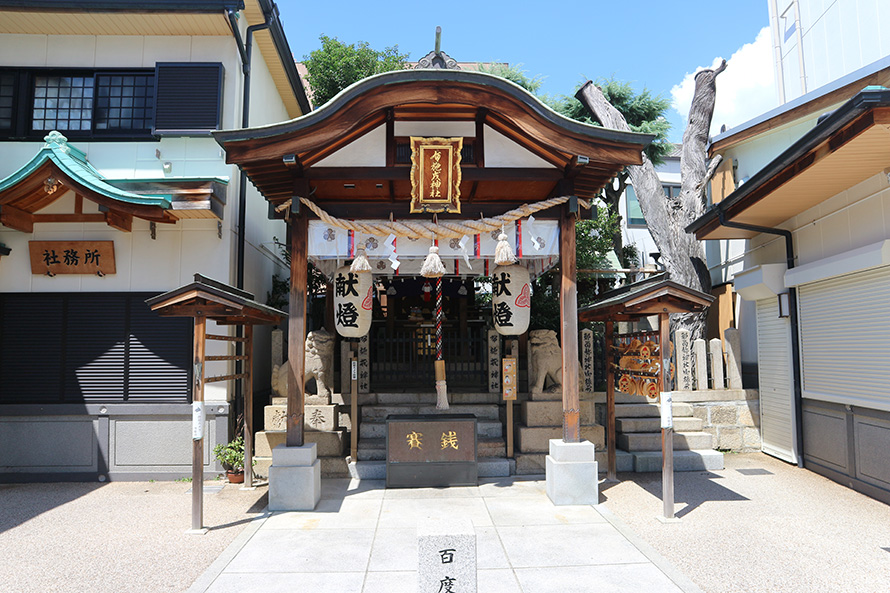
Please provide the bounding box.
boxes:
[277,1,774,142]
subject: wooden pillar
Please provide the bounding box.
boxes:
[350,345,358,460]
[559,204,580,443]
[605,320,617,480]
[243,323,254,488]
[191,316,206,532]
[324,281,334,332]
[287,211,309,447]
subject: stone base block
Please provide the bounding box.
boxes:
[631,449,724,472]
[255,430,346,458]
[305,395,332,405]
[517,425,604,453]
[418,519,476,593]
[521,400,596,427]
[304,404,340,431]
[268,443,321,511]
[263,405,288,431]
[545,439,598,505]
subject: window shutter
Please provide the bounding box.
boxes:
[64,295,126,401]
[126,297,191,402]
[153,63,223,135]
[0,294,64,403]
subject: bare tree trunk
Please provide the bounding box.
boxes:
[575,60,727,340]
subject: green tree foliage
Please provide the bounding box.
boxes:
[303,35,409,107]
[477,62,544,94]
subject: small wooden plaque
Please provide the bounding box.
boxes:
[29,240,116,275]
[502,357,517,401]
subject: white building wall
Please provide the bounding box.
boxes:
[770,0,890,104]
[0,32,297,400]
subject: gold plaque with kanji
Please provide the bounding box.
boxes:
[409,136,462,213]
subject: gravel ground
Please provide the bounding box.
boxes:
[601,452,890,593]
[0,479,268,593]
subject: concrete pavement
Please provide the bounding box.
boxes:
[187,477,703,593]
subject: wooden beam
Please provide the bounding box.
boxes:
[32,213,107,223]
[243,323,254,489]
[304,166,562,182]
[475,108,487,167]
[105,210,133,232]
[385,108,395,168]
[0,204,34,233]
[559,199,580,443]
[287,210,309,447]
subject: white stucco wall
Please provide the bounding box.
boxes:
[0,32,296,400]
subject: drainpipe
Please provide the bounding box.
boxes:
[717,211,804,468]
[227,9,271,290]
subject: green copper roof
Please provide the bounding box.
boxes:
[0,131,172,209]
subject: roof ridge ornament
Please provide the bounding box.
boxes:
[415,26,460,70]
[43,131,70,153]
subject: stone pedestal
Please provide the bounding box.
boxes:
[545,439,598,505]
[268,443,321,511]
[418,519,477,593]
[693,339,708,390]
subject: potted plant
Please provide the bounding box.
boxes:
[213,436,249,483]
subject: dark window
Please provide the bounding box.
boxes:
[626,185,646,226]
[0,293,191,404]
[0,63,223,141]
[626,183,682,227]
[0,72,15,130]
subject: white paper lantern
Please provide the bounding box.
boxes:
[491,264,530,335]
[333,265,373,338]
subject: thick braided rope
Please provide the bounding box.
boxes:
[287,195,589,240]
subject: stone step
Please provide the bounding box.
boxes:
[356,437,506,461]
[347,458,514,480]
[359,419,503,440]
[516,425,604,453]
[514,450,634,475]
[630,449,724,472]
[254,430,345,458]
[374,392,502,405]
[614,402,694,419]
[614,392,659,404]
[616,417,703,433]
[618,431,715,452]
[361,403,500,422]
[520,400,596,427]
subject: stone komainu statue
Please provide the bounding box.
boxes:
[271,328,335,401]
[529,329,563,394]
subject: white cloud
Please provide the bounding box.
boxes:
[671,26,777,138]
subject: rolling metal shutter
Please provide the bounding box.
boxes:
[797,265,890,411]
[756,297,797,463]
[0,293,190,404]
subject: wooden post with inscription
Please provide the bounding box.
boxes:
[605,320,617,480]
[287,207,309,448]
[191,316,206,533]
[559,202,580,443]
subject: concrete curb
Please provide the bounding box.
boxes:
[594,504,706,593]
[185,506,272,593]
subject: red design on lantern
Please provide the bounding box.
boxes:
[361,284,373,310]
[515,284,531,308]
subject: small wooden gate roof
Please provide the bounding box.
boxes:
[146,273,286,325]
[578,273,714,322]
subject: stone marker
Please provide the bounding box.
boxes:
[418,519,476,593]
[693,339,708,391]
[724,328,743,389]
[581,329,594,393]
[709,338,725,389]
[674,329,693,391]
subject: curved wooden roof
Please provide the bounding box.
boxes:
[214,70,653,217]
